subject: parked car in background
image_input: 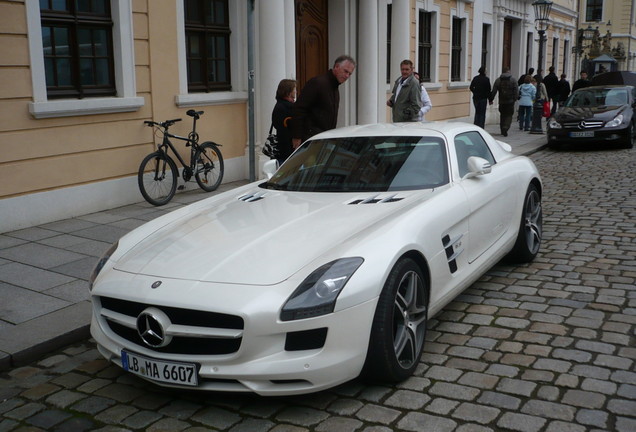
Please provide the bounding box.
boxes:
[89,122,542,395]
[547,85,636,149]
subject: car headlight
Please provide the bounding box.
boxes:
[548,118,562,129]
[280,257,364,321]
[605,114,624,128]
[89,241,119,291]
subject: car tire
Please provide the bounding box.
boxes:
[506,183,542,263]
[361,258,428,383]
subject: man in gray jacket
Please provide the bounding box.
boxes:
[387,59,422,122]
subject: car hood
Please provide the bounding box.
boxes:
[114,188,431,285]
[554,105,625,122]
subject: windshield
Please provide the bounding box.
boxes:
[261,136,449,192]
[565,88,629,108]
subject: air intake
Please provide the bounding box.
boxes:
[348,194,404,205]
[238,191,266,202]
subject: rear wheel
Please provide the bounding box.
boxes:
[194,142,224,192]
[362,258,428,383]
[506,183,542,263]
[138,152,178,206]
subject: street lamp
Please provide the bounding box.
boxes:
[530,0,553,134]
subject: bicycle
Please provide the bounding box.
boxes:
[138,109,224,206]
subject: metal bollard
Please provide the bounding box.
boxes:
[529,100,544,134]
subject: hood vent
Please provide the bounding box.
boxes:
[348,194,404,205]
[238,191,266,202]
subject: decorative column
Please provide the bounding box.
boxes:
[358,0,379,124]
[390,0,410,80]
[257,0,287,169]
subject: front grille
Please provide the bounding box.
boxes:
[563,120,604,129]
[98,296,244,355]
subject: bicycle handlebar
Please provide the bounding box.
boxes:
[144,118,182,129]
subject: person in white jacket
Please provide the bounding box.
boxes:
[414,71,433,121]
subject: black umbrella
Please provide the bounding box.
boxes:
[591,71,636,86]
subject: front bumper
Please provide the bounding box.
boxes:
[547,125,629,144]
[90,274,377,396]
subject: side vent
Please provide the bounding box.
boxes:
[348,194,404,205]
[238,191,266,202]
[442,233,464,274]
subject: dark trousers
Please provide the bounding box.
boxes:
[499,103,515,134]
[473,98,488,128]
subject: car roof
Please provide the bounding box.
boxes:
[310,121,478,139]
[575,85,634,91]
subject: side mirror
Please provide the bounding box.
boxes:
[263,159,279,179]
[463,156,492,179]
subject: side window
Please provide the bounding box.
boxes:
[39,0,115,99]
[454,131,496,177]
[184,0,231,92]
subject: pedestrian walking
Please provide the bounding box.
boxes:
[489,67,519,137]
[518,75,536,131]
[518,68,534,86]
[291,55,356,149]
[271,79,296,165]
[387,59,422,122]
[469,66,491,128]
[543,66,559,115]
[413,71,433,121]
[555,73,571,111]
[571,71,591,93]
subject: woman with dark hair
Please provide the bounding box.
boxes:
[271,79,297,164]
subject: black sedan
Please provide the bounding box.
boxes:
[547,85,635,149]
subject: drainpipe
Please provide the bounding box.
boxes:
[247,0,256,181]
[629,1,635,71]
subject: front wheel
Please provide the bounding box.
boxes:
[622,122,634,149]
[506,183,542,263]
[138,151,178,206]
[362,258,428,383]
[194,142,224,192]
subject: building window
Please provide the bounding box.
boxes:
[451,17,463,82]
[418,11,432,82]
[552,37,558,68]
[586,0,603,22]
[525,32,533,73]
[184,0,231,92]
[39,0,115,99]
[481,24,490,69]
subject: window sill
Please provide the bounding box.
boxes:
[175,91,248,107]
[447,81,471,90]
[29,97,145,119]
[423,83,443,91]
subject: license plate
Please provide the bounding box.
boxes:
[121,350,198,386]
[569,131,594,138]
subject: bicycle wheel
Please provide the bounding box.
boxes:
[194,142,224,192]
[138,151,178,206]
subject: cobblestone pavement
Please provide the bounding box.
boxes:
[1,145,635,431]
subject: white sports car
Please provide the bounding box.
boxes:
[89,122,542,396]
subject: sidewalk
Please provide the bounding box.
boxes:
[0,123,547,371]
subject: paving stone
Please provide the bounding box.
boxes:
[26,409,72,429]
[497,412,546,432]
[147,418,191,432]
[424,366,463,382]
[122,410,163,429]
[354,404,400,425]
[94,404,138,424]
[314,416,362,432]
[576,409,609,428]
[521,400,576,421]
[616,416,636,432]
[327,399,363,416]
[545,420,586,432]
[192,407,242,429]
[477,391,521,410]
[424,398,459,415]
[383,390,429,410]
[562,390,606,409]
[607,398,636,416]
[274,406,330,427]
[70,396,117,415]
[452,402,499,424]
[397,412,457,432]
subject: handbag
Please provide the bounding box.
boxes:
[542,100,551,118]
[262,124,278,159]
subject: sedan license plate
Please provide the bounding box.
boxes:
[569,131,594,138]
[121,350,198,386]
